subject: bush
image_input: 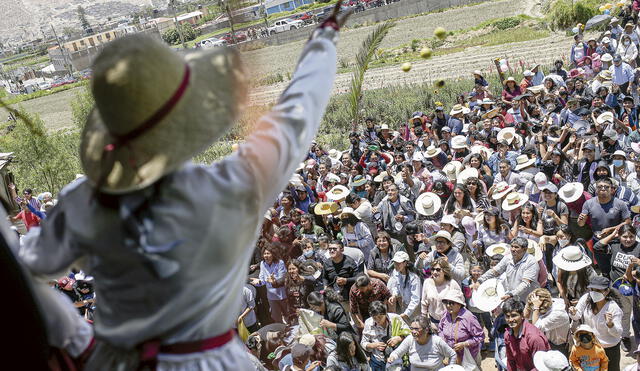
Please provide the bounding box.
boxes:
[546,0,603,30]
[162,23,198,45]
[491,17,522,30]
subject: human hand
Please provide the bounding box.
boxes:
[336,277,347,286]
[568,306,577,316]
[453,342,467,352]
[387,354,397,363]
[395,214,405,222]
[605,312,614,327]
[500,294,512,301]
[249,278,260,285]
[546,209,556,218]
[305,361,322,371]
[387,336,403,347]
[578,213,588,222]
[319,319,336,329]
[418,251,428,260]
[8,183,15,190]
[529,293,543,308]
[375,342,387,352]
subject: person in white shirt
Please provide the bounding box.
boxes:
[387,251,422,322]
[524,288,570,355]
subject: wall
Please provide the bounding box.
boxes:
[239,0,487,49]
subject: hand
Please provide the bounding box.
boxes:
[249,278,260,285]
[387,354,397,364]
[305,361,322,371]
[8,183,15,190]
[518,225,527,233]
[387,336,403,347]
[605,312,614,327]
[568,306,577,316]
[418,251,428,260]
[374,342,387,352]
[380,273,390,282]
[553,174,563,181]
[578,213,588,222]
[400,313,410,323]
[500,294,512,301]
[336,277,347,286]
[319,319,336,329]
[545,209,557,218]
[267,274,275,284]
[394,214,405,222]
[529,293,543,308]
[453,342,467,352]
[471,281,480,290]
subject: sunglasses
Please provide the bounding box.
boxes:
[432,267,442,272]
[327,248,339,252]
[442,300,457,306]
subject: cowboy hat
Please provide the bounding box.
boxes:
[523,70,534,77]
[533,350,570,371]
[450,135,468,150]
[472,278,506,312]
[457,167,479,184]
[443,161,463,181]
[514,154,536,171]
[472,70,484,77]
[373,171,388,183]
[325,173,340,184]
[450,104,465,115]
[412,151,425,163]
[491,182,516,200]
[486,243,510,257]
[470,144,493,158]
[598,70,612,80]
[526,238,543,261]
[558,182,584,203]
[431,230,453,244]
[497,127,517,145]
[596,111,614,125]
[80,34,247,193]
[442,290,466,306]
[423,145,442,159]
[415,192,441,216]
[552,245,592,271]
[505,76,516,83]
[527,85,545,94]
[502,192,529,211]
[314,202,338,215]
[481,107,501,119]
[326,185,349,201]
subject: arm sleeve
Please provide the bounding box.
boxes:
[256,263,267,286]
[607,304,624,338]
[534,309,568,334]
[438,337,458,363]
[389,336,411,360]
[509,259,539,297]
[360,319,375,349]
[451,254,466,282]
[355,223,374,250]
[26,203,46,220]
[403,274,422,317]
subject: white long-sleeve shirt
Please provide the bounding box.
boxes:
[390,335,457,370]
[570,294,623,348]
[531,298,570,346]
[387,270,422,318]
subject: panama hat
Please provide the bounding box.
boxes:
[470,144,493,158]
[497,127,517,145]
[450,104,465,115]
[486,243,510,257]
[533,350,570,371]
[325,173,340,184]
[415,192,441,216]
[440,214,459,228]
[558,182,584,203]
[451,135,468,150]
[491,181,516,200]
[526,238,543,261]
[457,167,479,184]
[423,145,442,159]
[553,245,592,271]
[514,154,535,171]
[412,151,425,163]
[601,53,613,62]
[314,202,338,215]
[373,171,388,183]
[326,185,349,201]
[340,207,358,218]
[502,192,529,211]
[443,161,463,181]
[596,111,614,125]
[442,290,466,306]
[473,278,506,312]
[80,34,247,194]
[431,230,453,244]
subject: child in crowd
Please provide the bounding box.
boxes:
[569,325,608,371]
[461,264,494,350]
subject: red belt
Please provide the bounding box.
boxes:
[138,330,235,370]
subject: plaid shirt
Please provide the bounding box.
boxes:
[349,278,391,317]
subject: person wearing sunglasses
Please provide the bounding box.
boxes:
[437,291,484,368]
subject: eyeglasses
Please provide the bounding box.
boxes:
[596,185,611,190]
[442,300,456,306]
[409,327,423,331]
[327,248,339,252]
[432,267,442,272]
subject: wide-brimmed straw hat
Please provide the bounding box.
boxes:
[533,350,570,371]
[415,192,441,216]
[552,245,592,271]
[486,243,510,257]
[596,111,614,125]
[443,161,463,181]
[326,185,350,201]
[431,230,453,244]
[492,182,516,200]
[502,192,529,211]
[423,145,442,158]
[80,34,247,193]
[526,238,543,261]
[457,167,479,184]
[340,207,358,219]
[558,182,584,203]
[451,135,468,150]
[514,154,535,171]
[450,104,465,115]
[497,127,517,144]
[473,278,506,312]
[314,202,338,215]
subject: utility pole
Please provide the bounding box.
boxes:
[169,0,187,49]
[51,25,73,76]
[260,0,269,30]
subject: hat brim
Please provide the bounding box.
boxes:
[502,193,529,211]
[424,149,442,158]
[80,46,246,194]
[492,185,516,200]
[514,158,536,171]
[552,252,591,272]
[314,202,338,215]
[486,243,510,257]
[415,192,441,216]
[558,183,584,203]
[352,179,367,187]
[472,278,505,312]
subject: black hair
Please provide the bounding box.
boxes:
[329,239,344,248]
[307,288,342,307]
[336,332,367,367]
[368,300,387,317]
[345,192,359,205]
[502,298,525,314]
[517,202,540,228]
[23,188,33,195]
[355,274,370,288]
[444,184,474,214]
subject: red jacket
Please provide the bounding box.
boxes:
[504,321,550,371]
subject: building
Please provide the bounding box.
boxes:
[264,0,314,15]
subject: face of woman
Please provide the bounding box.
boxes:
[521,208,532,222]
[376,237,389,250]
[281,197,292,208]
[485,214,496,225]
[621,231,636,247]
[301,218,311,229]
[288,264,299,278]
[431,264,445,282]
[348,342,356,357]
[394,260,407,273]
[410,322,426,339]
[545,80,553,89]
[552,154,561,165]
[470,266,483,280]
[454,189,464,201]
[444,300,462,315]
[470,157,480,168]
[442,224,453,233]
[263,250,273,264]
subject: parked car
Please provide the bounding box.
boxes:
[199,37,226,49]
[221,32,247,44]
[37,81,51,90]
[291,12,314,25]
[267,18,304,35]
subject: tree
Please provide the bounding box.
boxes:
[218,0,241,44]
[347,21,395,131]
[162,23,197,45]
[77,6,93,34]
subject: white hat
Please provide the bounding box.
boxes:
[457,167,479,184]
[326,185,349,201]
[373,171,388,183]
[596,111,614,125]
[392,250,410,263]
[450,104,465,115]
[558,182,584,203]
[442,290,466,306]
[601,53,613,62]
[472,278,506,312]
[290,173,304,186]
[486,243,510,257]
[533,350,570,371]
[492,181,516,200]
[299,333,316,347]
[553,245,592,271]
[443,161,463,181]
[412,151,425,162]
[481,97,495,105]
[497,127,517,144]
[470,144,493,158]
[613,149,627,158]
[380,123,390,130]
[502,192,529,211]
[461,215,477,236]
[325,173,340,184]
[473,70,483,76]
[610,17,619,24]
[632,142,640,154]
[415,192,441,216]
[539,182,558,193]
[328,148,342,161]
[534,172,548,189]
[340,207,358,219]
[423,145,442,159]
[451,135,468,150]
[514,154,535,171]
[523,70,534,77]
[440,214,458,228]
[526,238,543,261]
[431,230,453,244]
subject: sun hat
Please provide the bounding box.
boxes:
[314,202,338,215]
[423,145,442,159]
[326,185,349,201]
[415,192,442,216]
[392,250,410,263]
[373,171,388,183]
[473,278,506,312]
[473,69,484,77]
[442,290,466,306]
[470,144,493,158]
[325,173,341,184]
[492,181,516,200]
[461,216,476,236]
[505,76,516,83]
[431,230,453,244]
[457,167,479,184]
[290,343,311,362]
[80,34,247,193]
[539,182,558,193]
[612,149,627,159]
[481,97,495,105]
[502,192,529,211]
[514,154,535,171]
[450,104,465,115]
[553,245,591,272]
[412,151,425,163]
[598,70,612,80]
[533,350,570,371]
[298,334,316,348]
[443,161,463,181]
[380,123,390,130]
[526,238,543,261]
[596,111,614,125]
[497,127,517,144]
[587,275,610,290]
[328,149,342,162]
[534,172,548,189]
[440,214,459,229]
[527,85,545,94]
[574,324,596,339]
[451,135,468,150]
[601,53,613,62]
[486,243,510,257]
[523,70,534,77]
[558,182,584,203]
[340,207,358,219]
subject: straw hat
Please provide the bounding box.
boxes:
[340,207,358,218]
[423,145,442,159]
[442,290,466,306]
[328,149,342,162]
[596,111,614,125]
[486,243,510,257]
[527,85,545,94]
[431,230,453,244]
[415,192,441,216]
[473,278,506,312]
[482,107,501,119]
[443,161,463,181]
[497,127,517,144]
[80,34,247,194]
[533,350,570,371]
[326,185,349,201]
[558,182,584,203]
[552,245,592,271]
[373,171,388,183]
[598,70,612,80]
[440,214,459,228]
[451,135,468,150]
[491,181,516,200]
[470,144,493,158]
[502,192,529,211]
[526,238,543,261]
[450,104,465,115]
[314,202,338,215]
[351,175,367,187]
[457,167,479,184]
[412,151,425,163]
[514,154,536,171]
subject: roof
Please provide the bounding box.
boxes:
[177,11,203,22]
